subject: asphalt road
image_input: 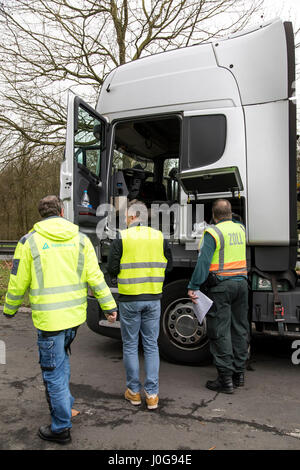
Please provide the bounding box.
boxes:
[0,308,300,452]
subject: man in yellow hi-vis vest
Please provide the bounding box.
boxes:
[108,199,172,410]
[188,199,249,394]
[3,195,117,444]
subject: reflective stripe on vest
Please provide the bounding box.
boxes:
[77,233,86,280]
[28,235,44,289]
[118,225,167,295]
[31,296,87,311]
[118,276,165,284]
[120,262,167,269]
[206,221,247,277]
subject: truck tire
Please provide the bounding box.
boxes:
[159,279,212,365]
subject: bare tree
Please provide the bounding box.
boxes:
[0,141,62,239]
[0,0,264,166]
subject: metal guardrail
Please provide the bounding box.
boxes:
[1,240,300,260]
[0,241,18,255]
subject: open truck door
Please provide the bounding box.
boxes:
[60,93,110,245]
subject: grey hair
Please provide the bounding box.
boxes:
[127,199,148,224]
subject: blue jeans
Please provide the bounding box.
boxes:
[37,328,77,433]
[119,300,161,395]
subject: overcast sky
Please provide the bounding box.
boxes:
[262,0,299,21]
[261,0,299,112]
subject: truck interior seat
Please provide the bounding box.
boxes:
[139,180,167,202]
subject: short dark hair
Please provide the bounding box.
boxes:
[212,199,232,221]
[38,195,64,219]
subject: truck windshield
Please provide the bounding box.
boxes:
[112,149,154,173]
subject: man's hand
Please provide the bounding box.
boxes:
[106,311,117,323]
[188,290,198,304]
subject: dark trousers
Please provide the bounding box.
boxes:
[206,278,249,376]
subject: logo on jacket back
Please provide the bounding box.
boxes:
[42,243,50,250]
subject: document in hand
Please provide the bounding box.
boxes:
[192,290,213,325]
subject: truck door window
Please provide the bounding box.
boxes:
[75,105,102,177]
[182,114,226,170]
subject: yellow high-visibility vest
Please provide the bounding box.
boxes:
[205,220,247,277]
[118,225,167,295]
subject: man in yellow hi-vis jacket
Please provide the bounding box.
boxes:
[4,195,117,444]
[108,200,172,410]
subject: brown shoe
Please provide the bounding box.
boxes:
[125,388,142,406]
[145,391,159,410]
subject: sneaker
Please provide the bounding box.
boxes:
[145,391,159,410]
[125,388,141,406]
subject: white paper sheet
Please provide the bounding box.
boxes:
[192,290,213,325]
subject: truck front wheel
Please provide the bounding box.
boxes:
[159,279,211,365]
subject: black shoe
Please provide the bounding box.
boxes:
[232,372,245,388]
[206,376,234,394]
[38,425,71,444]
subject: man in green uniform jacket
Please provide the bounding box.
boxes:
[188,199,249,394]
[3,195,117,444]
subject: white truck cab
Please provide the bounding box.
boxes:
[60,18,298,364]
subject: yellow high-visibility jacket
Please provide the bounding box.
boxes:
[117,225,167,296]
[4,217,116,331]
